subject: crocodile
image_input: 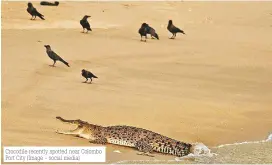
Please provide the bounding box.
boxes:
[55,116,193,157]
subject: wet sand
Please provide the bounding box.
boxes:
[2,1,272,164]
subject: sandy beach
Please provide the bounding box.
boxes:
[2,1,272,163]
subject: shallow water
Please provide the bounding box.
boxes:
[113,134,272,164]
[178,134,272,164]
[209,142,272,164]
[208,134,272,164]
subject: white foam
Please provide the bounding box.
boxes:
[192,142,216,157]
[113,150,122,153]
[216,133,272,148]
[266,133,272,141]
[175,142,217,161]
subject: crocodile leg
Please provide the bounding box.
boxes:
[89,137,107,145]
[135,140,154,157]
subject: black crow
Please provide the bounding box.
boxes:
[80,15,92,33]
[27,2,45,20]
[167,20,185,39]
[40,1,59,6]
[44,45,70,67]
[146,24,159,40]
[81,69,98,83]
[138,23,148,42]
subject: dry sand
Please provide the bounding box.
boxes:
[2,1,272,163]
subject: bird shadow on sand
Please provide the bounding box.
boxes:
[81,81,94,84]
[29,19,43,21]
[81,32,91,34]
[47,65,69,72]
[169,38,182,40]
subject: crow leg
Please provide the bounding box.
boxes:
[82,28,85,33]
[84,78,88,83]
[89,78,92,83]
[51,61,56,67]
[144,36,147,42]
[140,35,142,41]
[170,34,175,39]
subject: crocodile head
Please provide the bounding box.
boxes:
[56,116,89,127]
[55,116,103,140]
